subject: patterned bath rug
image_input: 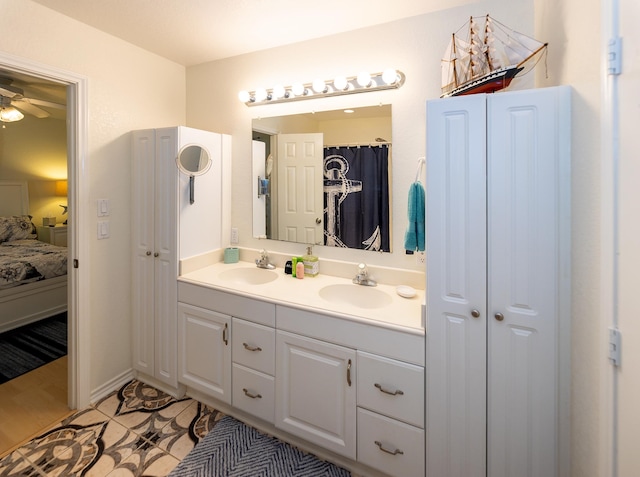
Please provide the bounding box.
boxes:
[168,415,351,477]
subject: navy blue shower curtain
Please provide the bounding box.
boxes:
[323,145,390,252]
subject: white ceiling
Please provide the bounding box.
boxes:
[31,0,471,66]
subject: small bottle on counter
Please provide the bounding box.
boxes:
[296,260,305,279]
[303,245,319,277]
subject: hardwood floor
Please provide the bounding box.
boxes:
[0,356,72,457]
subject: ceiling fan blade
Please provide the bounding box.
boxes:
[12,99,50,118]
[0,86,20,98]
[23,97,66,110]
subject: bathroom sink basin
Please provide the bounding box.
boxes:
[319,284,393,309]
[219,267,278,285]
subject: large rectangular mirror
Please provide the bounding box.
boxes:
[252,105,392,252]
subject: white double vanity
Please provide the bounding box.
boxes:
[131,85,571,477]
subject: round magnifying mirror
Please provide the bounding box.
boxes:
[176,145,212,204]
[177,144,212,175]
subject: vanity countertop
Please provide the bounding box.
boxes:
[179,261,424,335]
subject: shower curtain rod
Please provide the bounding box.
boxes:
[324,142,392,148]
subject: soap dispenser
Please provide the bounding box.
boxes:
[302,245,319,277]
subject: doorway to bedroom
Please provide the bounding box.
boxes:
[0,57,86,455]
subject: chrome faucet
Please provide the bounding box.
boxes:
[353,263,377,286]
[255,249,275,269]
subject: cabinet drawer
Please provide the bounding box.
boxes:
[357,407,424,477]
[232,363,275,424]
[232,318,275,375]
[357,351,424,428]
[178,281,276,326]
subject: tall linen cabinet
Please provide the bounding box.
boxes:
[426,86,571,477]
[131,126,230,392]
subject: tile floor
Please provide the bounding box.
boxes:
[0,380,224,476]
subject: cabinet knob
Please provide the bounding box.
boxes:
[494,312,505,322]
[153,252,159,257]
[471,309,481,318]
[347,359,352,387]
[223,323,229,345]
[146,251,151,256]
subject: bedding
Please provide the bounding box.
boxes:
[0,239,68,290]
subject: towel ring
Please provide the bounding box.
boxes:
[415,157,426,183]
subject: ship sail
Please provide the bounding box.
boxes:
[441,14,547,97]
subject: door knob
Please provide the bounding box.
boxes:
[494,312,504,321]
[471,309,480,318]
[316,218,321,224]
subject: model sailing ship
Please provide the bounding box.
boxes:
[441,14,548,97]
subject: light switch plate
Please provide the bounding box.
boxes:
[97,220,110,239]
[97,199,110,217]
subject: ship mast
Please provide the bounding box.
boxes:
[468,16,476,81]
[483,14,494,71]
[451,33,459,88]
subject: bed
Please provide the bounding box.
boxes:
[0,181,68,333]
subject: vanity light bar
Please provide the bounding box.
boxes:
[238,69,405,106]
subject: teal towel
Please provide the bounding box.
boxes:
[404,181,425,252]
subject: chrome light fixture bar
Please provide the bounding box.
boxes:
[239,69,405,107]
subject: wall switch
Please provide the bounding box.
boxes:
[230,227,239,244]
[97,199,110,217]
[97,220,110,239]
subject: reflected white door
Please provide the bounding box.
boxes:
[277,133,324,244]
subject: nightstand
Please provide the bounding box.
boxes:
[37,225,68,247]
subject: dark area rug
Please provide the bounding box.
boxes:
[0,312,67,384]
[169,415,351,477]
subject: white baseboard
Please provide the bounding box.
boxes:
[90,368,135,404]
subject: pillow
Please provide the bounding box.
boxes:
[0,215,37,243]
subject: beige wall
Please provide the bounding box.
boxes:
[0,114,68,226]
[186,0,535,269]
[0,0,186,396]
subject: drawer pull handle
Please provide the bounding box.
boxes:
[223,323,228,345]
[242,343,262,352]
[242,388,262,399]
[374,383,404,396]
[375,441,404,456]
[347,359,352,387]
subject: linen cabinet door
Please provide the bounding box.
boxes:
[178,303,231,404]
[426,94,488,477]
[275,330,356,459]
[486,86,570,477]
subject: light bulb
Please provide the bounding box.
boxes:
[333,76,348,91]
[357,71,372,87]
[292,83,305,96]
[254,88,268,102]
[312,78,327,93]
[272,85,286,99]
[382,68,399,85]
[238,90,251,102]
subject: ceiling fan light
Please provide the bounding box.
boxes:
[0,106,24,122]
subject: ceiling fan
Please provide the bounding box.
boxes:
[0,76,65,122]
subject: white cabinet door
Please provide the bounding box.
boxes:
[154,129,179,386]
[486,87,571,477]
[426,94,487,477]
[178,303,231,403]
[275,330,356,459]
[131,130,157,378]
